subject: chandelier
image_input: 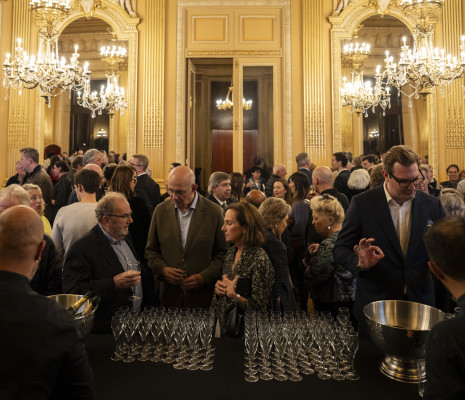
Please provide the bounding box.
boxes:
[382,0,465,102]
[341,66,391,116]
[77,34,127,117]
[2,0,90,106]
[216,86,253,111]
[341,27,391,116]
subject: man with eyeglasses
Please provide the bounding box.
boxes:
[129,154,161,209]
[146,166,227,308]
[63,192,156,332]
[334,145,445,332]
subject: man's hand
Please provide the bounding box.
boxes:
[180,274,205,290]
[114,270,141,289]
[161,267,185,285]
[354,238,385,270]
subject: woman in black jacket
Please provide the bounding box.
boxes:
[110,165,151,262]
[258,197,292,312]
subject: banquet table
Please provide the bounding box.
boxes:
[86,334,419,400]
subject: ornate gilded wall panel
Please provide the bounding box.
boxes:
[140,0,165,180]
[303,0,327,166]
[6,0,33,174]
[442,0,465,172]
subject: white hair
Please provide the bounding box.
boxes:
[347,169,370,190]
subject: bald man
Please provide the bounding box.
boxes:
[245,189,267,209]
[146,166,227,308]
[0,206,95,399]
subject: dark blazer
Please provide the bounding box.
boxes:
[135,173,161,209]
[206,193,237,208]
[146,193,228,308]
[298,168,313,185]
[63,225,156,332]
[0,271,95,400]
[127,194,151,262]
[51,174,72,224]
[334,169,350,195]
[30,234,62,296]
[333,185,446,322]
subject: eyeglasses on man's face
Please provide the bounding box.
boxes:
[108,211,133,220]
[167,187,192,197]
[129,162,142,168]
[390,171,424,188]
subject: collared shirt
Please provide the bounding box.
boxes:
[383,182,413,257]
[213,195,227,209]
[176,191,199,248]
[98,224,142,309]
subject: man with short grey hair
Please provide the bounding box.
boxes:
[63,192,156,332]
[83,148,104,167]
[207,171,236,209]
[130,154,161,209]
[20,147,53,219]
[295,152,312,184]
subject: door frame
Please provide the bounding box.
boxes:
[175,0,292,172]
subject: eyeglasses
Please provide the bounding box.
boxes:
[129,162,142,167]
[108,212,133,220]
[390,171,424,188]
[167,187,192,196]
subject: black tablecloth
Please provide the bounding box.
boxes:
[86,334,419,400]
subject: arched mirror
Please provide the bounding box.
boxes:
[56,17,128,155]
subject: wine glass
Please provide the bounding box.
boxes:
[345,330,360,380]
[126,260,141,304]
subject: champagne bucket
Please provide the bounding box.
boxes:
[48,294,98,337]
[364,300,445,383]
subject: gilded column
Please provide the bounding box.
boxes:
[7,0,35,173]
[141,0,165,181]
[303,0,327,166]
[442,0,465,173]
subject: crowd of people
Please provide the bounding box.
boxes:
[1,145,464,398]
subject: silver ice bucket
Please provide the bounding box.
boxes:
[364,300,445,383]
[48,294,98,337]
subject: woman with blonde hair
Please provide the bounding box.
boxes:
[304,194,355,318]
[22,183,52,236]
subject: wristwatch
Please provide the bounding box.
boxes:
[232,293,240,304]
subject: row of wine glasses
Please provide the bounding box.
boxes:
[111,306,215,370]
[243,308,360,382]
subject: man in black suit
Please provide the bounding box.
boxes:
[207,171,237,210]
[0,205,95,399]
[130,154,161,209]
[333,145,446,328]
[423,217,465,399]
[296,152,313,185]
[63,192,156,332]
[332,152,351,196]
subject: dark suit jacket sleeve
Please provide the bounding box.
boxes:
[333,196,362,276]
[63,240,118,302]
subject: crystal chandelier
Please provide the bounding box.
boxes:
[382,0,465,102]
[341,66,391,116]
[77,34,127,117]
[2,0,90,106]
[341,28,391,116]
[77,73,126,118]
[216,85,253,111]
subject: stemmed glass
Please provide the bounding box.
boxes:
[126,260,141,305]
[199,311,215,370]
[150,307,166,362]
[186,315,201,370]
[111,314,126,361]
[173,318,188,369]
[257,322,273,381]
[344,331,360,380]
